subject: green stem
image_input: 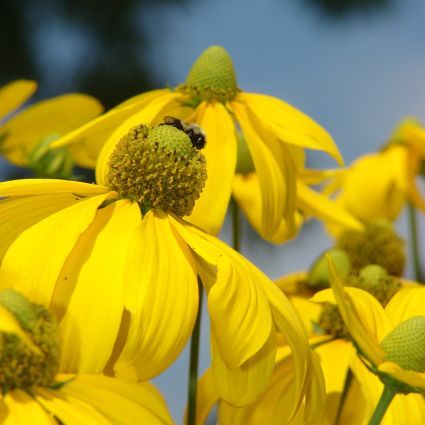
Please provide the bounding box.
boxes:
[333,369,353,425]
[407,202,423,282]
[232,199,241,252]
[368,386,396,425]
[187,277,204,425]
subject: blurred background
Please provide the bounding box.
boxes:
[1,0,425,422]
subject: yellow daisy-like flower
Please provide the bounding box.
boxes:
[0,79,103,176]
[325,118,425,234]
[0,121,320,410]
[52,45,342,239]
[312,257,425,421]
[0,289,174,425]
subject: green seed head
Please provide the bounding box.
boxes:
[0,290,60,393]
[307,248,351,289]
[381,316,425,373]
[336,220,405,276]
[348,265,401,306]
[178,45,239,103]
[108,122,207,217]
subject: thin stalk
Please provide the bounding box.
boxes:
[187,277,204,425]
[232,199,241,252]
[368,386,396,425]
[407,202,423,282]
[333,369,353,425]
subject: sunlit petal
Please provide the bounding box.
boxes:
[0,80,36,120]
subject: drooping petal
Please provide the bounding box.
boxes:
[240,92,343,165]
[384,286,425,326]
[169,216,273,369]
[184,101,237,235]
[296,181,363,231]
[170,216,311,411]
[50,90,174,169]
[55,374,174,425]
[95,92,183,185]
[378,362,425,391]
[0,80,36,120]
[3,389,57,425]
[0,194,110,307]
[210,330,276,406]
[58,200,141,373]
[312,257,388,365]
[233,101,297,239]
[114,209,198,380]
[0,94,103,167]
[0,305,40,354]
[232,173,303,243]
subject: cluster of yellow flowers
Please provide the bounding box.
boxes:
[0,45,423,425]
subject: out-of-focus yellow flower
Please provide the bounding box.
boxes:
[0,121,319,411]
[0,79,103,175]
[325,119,425,234]
[0,289,174,425]
[53,45,342,239]
[311,257,425,422]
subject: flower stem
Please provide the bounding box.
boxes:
[232,198,241,252]
[333,369,353,425]
[407,202,423,282]
[368,386,396,425]
[187,277,204,425]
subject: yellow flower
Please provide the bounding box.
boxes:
[325,118,425,234]
[53,45,342,238]
[311,257,425,421]
[0,79,103,174]
[0,289,174,425]
[0,121,319,410]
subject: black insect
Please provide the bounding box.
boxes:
[162,116,206,150]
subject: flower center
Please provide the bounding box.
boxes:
[177,45,240,104]
[0,290,60,393]
[107,121,207,217]
[381,316,425,373]
[336,220,405,277]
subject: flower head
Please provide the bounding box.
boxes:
[0,289,174,424]
[0,120,320,410]
[0,79,103,176]
[53,45,342,241]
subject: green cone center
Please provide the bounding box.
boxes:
[0,290,60,393]
[178,45,239,103]
[108,122,207,217]
[381,316,425,372]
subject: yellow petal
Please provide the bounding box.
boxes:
[0,194,109,308]
[239,92,343,165]
[58,200,141,373]
[233,102,297,240]
[184,101,237,235]
[313,257,388,365]
[114,210,198,380]
[0,80,36,120]
[290,297,322,336]
[298,167,343,185]
[56,374,174,424]
[0,305,41,354]
[170,216,273,369]
[95,92,183,185]
[36,386,111,424]
[1,94,103,167]
[297,181,363,231]
[385,286,425,326]
[0,178,110,197]
[210,330,276,406]
[232,173,303,243]
[274,271,308,296]
[3,389,56,425]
